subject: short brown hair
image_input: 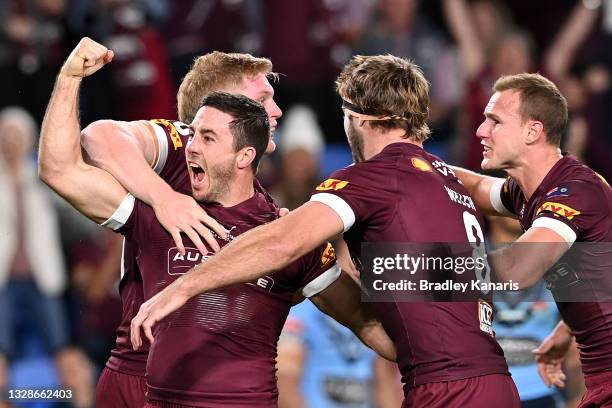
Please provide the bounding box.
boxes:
[199,92,269,172]
[335,55,431,142]
[177,51,276,124]
[493,73,568,146]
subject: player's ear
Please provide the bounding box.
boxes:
[236,146,256,170]
[524,120,544,145]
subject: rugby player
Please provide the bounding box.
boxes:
[53,38,286,407]
[450,73,612,407]
[39,38,395,408]
[131,54,521,407]
[46,37,287,406]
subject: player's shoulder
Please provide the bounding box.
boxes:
[316,146,403,190]
[149,118,189,132]
[149,118,190,150]
[546,158,611,204]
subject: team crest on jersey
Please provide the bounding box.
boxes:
[536,202,581,220]
[412,158,432,172]
[151,119,184,150]
[545,186,570,198]
[321,242,336,267]
[478,299,493,336]
[316,178,349,191]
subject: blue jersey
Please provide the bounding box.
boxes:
[493,282,560,401]
[281,301,376,408]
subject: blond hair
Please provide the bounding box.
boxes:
[177,52,276,123]
[336,55,431,142]
[493,73,568,146]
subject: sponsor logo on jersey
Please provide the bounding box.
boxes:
[478,299,493,335]
[152,118,183,150]
[246,276,275,292]
[168,247,211,275]
[545,186,570,198]
[316,178,349,191]
[412,158,433,172]
[321,242,336,267]
[544,262,580,290]
[431,160,456,177]
[536,202,581,220]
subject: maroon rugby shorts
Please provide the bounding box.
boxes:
[579,371,612,408]
[402,373,520,408]
[96,366,147,408]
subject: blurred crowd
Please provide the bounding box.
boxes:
[0,0,610,407]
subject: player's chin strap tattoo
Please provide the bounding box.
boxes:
[341,99,408,122]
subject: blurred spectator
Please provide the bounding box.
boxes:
[356,0,462,144]
[68,0,175,122]
[277,301,403,408]
[542,0,611,180]
[0,107,94,407]
[69,229,123,370]
[258,0,348,142]
[161,0,254,87]
[0,0,71,122]
[444,0,606,173]
[272,105,324,209]
[443,0,530,169]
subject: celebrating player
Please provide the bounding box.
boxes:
[62,39,285,407]
[131,54,521,407]
[450,73,612,407]
[39,38,395,408]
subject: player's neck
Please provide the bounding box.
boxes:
[507,148,563,201]
[364,131,422,160]
[215,175,255,207]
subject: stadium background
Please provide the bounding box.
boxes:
[0,0,610,407]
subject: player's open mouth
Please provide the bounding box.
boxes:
[189,163,206,183]
[482,145,492,155]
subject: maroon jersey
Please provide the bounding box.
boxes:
[310,143,509,391]
[119,195,338,407]
[104,119,340,406]
[100,119,192,377]
[494,155,612,375]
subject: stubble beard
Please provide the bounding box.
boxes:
[347,120,366,163]
[200,158,235,204]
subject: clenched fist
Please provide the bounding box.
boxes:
[60,37,114,79]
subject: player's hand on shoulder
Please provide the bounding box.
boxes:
[60,37,114,79]
[151,189,227,255]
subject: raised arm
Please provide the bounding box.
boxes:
[38,37,128,223]
[309,272,396,361]
[80,107,225,254]
[442,0,486,80]
[544,1,601,81]
[131,200,345,348]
